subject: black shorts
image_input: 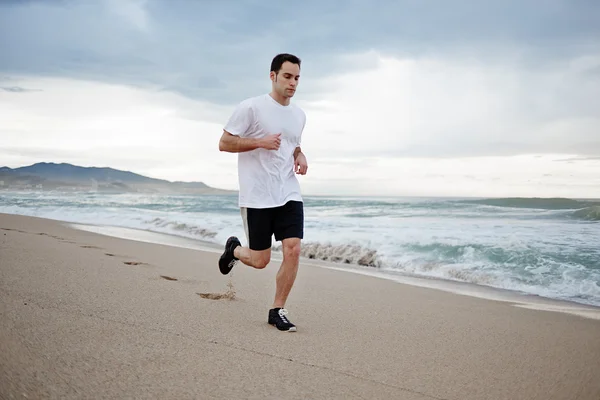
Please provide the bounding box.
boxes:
[241,200,304,251]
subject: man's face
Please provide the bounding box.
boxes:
[271,61,300,98]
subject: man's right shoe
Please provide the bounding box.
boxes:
[268,308,297,332]
[219,236,240,275]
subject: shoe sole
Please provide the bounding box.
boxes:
[218,254,234,275]
[269,323,296,332]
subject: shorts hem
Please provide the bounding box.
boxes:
[249,242,272,251]
[274,233,303,242]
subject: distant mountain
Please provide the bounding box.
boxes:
[7,162,172,184]
[0,162,235,195]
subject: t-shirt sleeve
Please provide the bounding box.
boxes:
[223,101,254,137]
[297,110,306,147]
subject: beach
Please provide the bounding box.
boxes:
[1,212,600,399]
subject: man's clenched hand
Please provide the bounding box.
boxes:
[260,133,282,150]
[294,152,308,175]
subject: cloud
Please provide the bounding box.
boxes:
[555,156,600,162]
[301,154,600,198]
[2,74,600,198]
[103,0,150,32]
[1,0,600,197]
[299,53,600,159]
[1,0,599,105]
[0,86,41,92]
[0,76,237,186]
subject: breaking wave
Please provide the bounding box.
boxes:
[273,242,382,267]
[572,206,600,221]
[285,240,600,306]
[146,217,218,239]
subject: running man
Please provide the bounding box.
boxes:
[217,53,308,332]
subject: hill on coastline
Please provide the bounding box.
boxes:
[0,162,235,195]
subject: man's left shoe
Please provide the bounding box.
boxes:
[219,236,240,275]
[268,308,297,332]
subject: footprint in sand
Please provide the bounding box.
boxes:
[197,281,236,300]
[123,261,146,266]
[1,228,26,233]
[197,291,236,300]
[80,245,102,249]
[36,232,65,240]
[3,228,76,243]
[105,253,131,258]
[160,275,178,281]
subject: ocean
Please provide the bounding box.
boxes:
[1,191,599,307]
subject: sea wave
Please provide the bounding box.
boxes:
[462,197,600,210]
[271,238,600,306]
[146,217,218,239]
[572,206,600,221]
[273,241,381,267]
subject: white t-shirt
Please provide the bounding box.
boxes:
[224,93,306,209]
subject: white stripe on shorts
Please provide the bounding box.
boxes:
[240,207,249,246]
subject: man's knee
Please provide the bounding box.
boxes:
[282,238,301,261]
[252,249,271,269]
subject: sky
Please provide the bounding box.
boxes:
[1,0,600,198]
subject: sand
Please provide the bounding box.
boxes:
[1,212,600,400]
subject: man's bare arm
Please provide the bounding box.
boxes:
[219,131,261,153]
[219,131,281,153]
[294,146,302,159]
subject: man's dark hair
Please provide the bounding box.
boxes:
[270,53,301,73]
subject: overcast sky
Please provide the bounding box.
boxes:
[1,0,599,197]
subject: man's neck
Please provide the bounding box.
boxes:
[269,91,290,106]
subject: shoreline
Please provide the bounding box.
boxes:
[2,209,597,316]
[69,219,600,321]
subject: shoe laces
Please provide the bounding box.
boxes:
[278,308,290,323]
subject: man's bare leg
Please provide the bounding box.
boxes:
[234,245,271,269]
[273,237,301,308]
[219,236,270,275]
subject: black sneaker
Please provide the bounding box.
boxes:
[219,236,240,275]
[268,308,296,332]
